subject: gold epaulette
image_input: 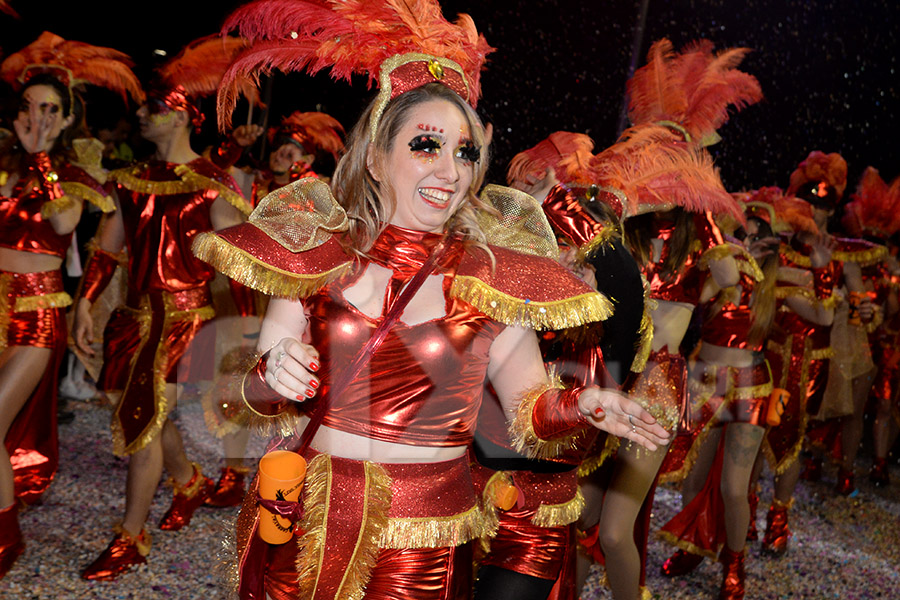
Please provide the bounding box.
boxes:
[60,181,115,213]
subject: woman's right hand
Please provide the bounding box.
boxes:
[14,100,59,154]
[265,337,321,402]
[73,298,95,356]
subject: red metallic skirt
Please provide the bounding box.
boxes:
[98,286,214,456]
[1,269,70,503]
[237,452,485,600]
[762,334,832,474]
[471,462,581,597]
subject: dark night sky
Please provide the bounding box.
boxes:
[3,0,897,194]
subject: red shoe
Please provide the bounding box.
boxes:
[869,458,890,488]
[799,456,822,482]
[0,504,24,579]
[661,549,703,576]
[204,466,248,508]
[81,525,151,581]
[719,547,745,600]
[159,462,214,531]
[747,490,759,542]
[834,468,856,496]
[761,501,790,556]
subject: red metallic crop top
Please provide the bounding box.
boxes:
[308,227,504,447]
[0,151,70,257]
[644,212,727,305]
[701,252,764,352]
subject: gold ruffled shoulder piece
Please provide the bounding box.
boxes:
[452,244,613,331]
[59,181,115,213]
[40,194,78,218]
[174,163,253,216]
[192,179,353,299]
[698,242,737,270]
[832,241,888,267]
[71,137,108,185]
[476,184,559,260]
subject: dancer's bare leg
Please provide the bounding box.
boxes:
[680,427,723,508]
[720,423,765,551]
[0,346,51,507]
[840,367,877,471]
[598,443,669,600]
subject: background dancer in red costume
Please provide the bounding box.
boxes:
[73,37,254,580]
[658,197,784,599]
[0,31,142,578]
[842,168,900,487]
[197,2,669,598]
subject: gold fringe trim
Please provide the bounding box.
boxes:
[821,292,840,310]
[60,181,115,213]
[381,505,486,549]
[809,346,835,360]
[657,530,718,561]
[175,164,253,216]
[508,375,579,460]
[337,462,392,600]
[577,435,619,477]
[111,164,252,216]
[532,488,584,528]
[478,471,512,543]
[40,194,78,218]
[630,278,655,373]
[575,226,622,265]
[782,246,811,268]
[297,454,330,600]
[13,291,72,312]
[737,251,765,282]
[450,275,613,331]
[698,243,735,269]
[775,286,815,300]
[193,233,352,299]
[833,244,888,267]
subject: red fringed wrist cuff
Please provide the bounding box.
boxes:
[532,386,590,440]
[242,352,288,417]
[80,249,119,304]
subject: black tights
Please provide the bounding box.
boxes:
[474,566,556,600]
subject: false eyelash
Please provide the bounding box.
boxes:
[409,134,442,153]
[455,141,481,163]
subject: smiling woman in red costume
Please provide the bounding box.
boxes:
[0,32,142,579]
[194,2,670,599]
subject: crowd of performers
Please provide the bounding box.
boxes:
[0,3,898,600]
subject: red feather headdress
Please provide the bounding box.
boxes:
[843,167,900,239]
[738,186,818,234]
[153,34,260,132]
[269,110,345,160]
[506,126,742,220]
[786,150,848,207]
[627,38,762,145]
[218,0,494,135]
[0,31,144,104]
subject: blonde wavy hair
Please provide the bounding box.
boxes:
[331,82,492,255]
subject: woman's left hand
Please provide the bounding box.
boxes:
[577,387,671,451]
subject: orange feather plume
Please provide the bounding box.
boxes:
[786,150,848,201]
[270,111,345,160]
[739,186,818,234]
[217,0,493,130]
[158,34,259,105]
[843,167,900,239]
[0,31,143,104]
[506,132,595,188]
[627,38,762,144]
